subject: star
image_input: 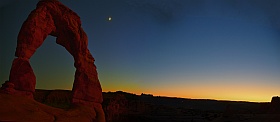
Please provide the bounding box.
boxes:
[108,17,112,21]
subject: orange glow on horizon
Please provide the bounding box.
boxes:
[102,79,279,102]
[100,72,280,102]
[103,88,275,102]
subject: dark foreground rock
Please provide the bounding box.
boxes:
[0,93,99,122]
[1,90,279,122]
[268,96,280,113]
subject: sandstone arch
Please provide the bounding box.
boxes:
[0,0,104,121]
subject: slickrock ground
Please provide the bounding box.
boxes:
[0,93,98,122]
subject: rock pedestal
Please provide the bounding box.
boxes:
[1,0,105,121]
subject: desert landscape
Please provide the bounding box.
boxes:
[1,0,280,121]
[1,90,280,122]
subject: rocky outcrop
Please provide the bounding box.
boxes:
[34,89,72,109]
[271,96,280,105]
[269,96,280,113]
[1,58,36,99]
[0,0,104,121]
[0,93,98,122]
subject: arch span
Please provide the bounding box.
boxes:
[1,0,105,121]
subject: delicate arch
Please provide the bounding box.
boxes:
[1,1,104,121]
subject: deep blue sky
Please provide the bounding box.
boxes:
[1,0,280,102]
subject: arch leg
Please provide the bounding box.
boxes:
[0,6,54,98]
[1,58,35,99]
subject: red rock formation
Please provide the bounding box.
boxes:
[1,58,36,99]
[0,93,98,122]
[1,0,105,121]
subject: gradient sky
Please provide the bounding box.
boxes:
[1,0,280,102]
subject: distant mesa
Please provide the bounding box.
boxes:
[269,96,280,113]
[0,0,105,121]
[141,93,153,97]
[271,96,280,105]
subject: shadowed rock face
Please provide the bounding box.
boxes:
[0,93,98,122]
[1,0,105,121]
[269,96,280,113]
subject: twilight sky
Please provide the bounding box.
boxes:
[1,0,280,102]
